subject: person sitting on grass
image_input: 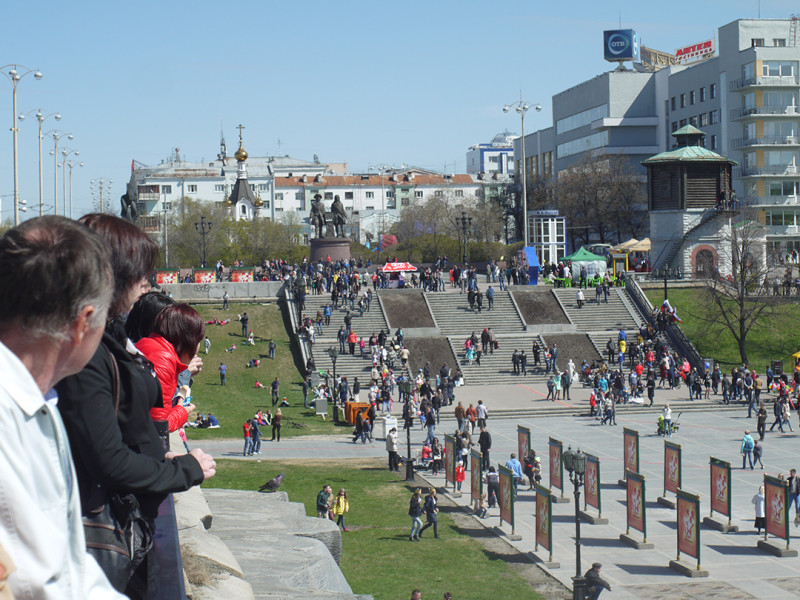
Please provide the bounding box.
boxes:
[247,358,260,368]
[255,379,266,389]
[246,330,255,346]
[225,343,237,352]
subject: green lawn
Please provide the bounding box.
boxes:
[204,458,545,600]
[185,302,337,441]
[645,287,800,370]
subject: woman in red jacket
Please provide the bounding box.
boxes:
[136,304,205,444]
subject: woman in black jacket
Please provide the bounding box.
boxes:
[56,214,215,596]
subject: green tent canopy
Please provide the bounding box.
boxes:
[562,247,606,262]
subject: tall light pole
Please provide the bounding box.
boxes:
[19,109,60,216]
[49,131,73,215]
[162,187,170,268]
[460,211,473,265]
[2,64,43,225]
[90,177,113,214]
[67,160,84,219]
[195,215,212,267]
[369,163,392,264]
[563,446,588,600]
[61,149,79,217]
[503,100,542,248]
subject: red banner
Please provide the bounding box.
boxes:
[677,491,700,559]
[230,267,254,282]
[664,442,681,495]
[549,438,563,493]
[765,475,789,540]
[535,483,551,552]
[445,435,455,487]
[193,269,216,283]
[710,459,730,517]
[517,426,531,464]
[585,454,600,512]
[627,473,645,534]
[470,449,482,504]
[623,428,639,476]
[498,466,514,528]
[155,269,180,284]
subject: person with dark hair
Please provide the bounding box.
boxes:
[0,216,126,598]
[56,214,216,595]
[418,488,439,538]
[136,304,206,444]
[125,291,175,342]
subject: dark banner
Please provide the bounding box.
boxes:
[677,489,700,560]
[470,448,482,504]
[623,428,639,478]
[499,465,515,530]
[517,426,531,464]
[585,454,601,512]
[627,471,646,535]
[445,434,455,487]
[549,437,563,493]
[664,441,682,495]
[709,457,731,518]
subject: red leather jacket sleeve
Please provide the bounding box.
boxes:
[135,335,189,432]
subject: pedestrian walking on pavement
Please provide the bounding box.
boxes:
[741,430,755,470]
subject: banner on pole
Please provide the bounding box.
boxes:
[549,437,563,493]
[677,489,701,561]
[535,483,552,556]
[664,441,682,496]
[623,428,639,479]
[585,454,601,513]
[517,426,531,464]
[470,448,483,505]
[765,475,790,541]
[444,435,455,487]
[626,470,646,536]
[155,269,180,284]
[498,465,515,530]
[709,457,731,518]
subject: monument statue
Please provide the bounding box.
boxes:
[310,193,325,238]
[331,194,347,238]
[120,177,139,222]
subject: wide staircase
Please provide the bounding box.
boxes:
[299,292,393,385]
[426,290,526,336]
[449,334,551,385]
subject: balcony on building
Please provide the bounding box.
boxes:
[731,135,799,148]
[729,75,800,91]
[736,164,799,177]
[731,104,799,120]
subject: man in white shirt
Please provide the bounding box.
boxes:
[0,216,125,599]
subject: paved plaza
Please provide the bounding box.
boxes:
[200,382,800,599]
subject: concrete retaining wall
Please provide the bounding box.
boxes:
[159,281,286,303]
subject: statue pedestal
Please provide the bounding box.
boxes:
[310,237,351,263]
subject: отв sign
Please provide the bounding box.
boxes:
[604,29,640,62]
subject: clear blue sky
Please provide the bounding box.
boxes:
[1,0,796,218]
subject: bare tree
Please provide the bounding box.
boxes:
[697,214,775,365]
[554,153,645,247]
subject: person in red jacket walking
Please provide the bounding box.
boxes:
[136,304,205,447]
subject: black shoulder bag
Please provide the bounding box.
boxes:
[82,347,155,592]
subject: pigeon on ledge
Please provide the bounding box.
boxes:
[258,473,285,492]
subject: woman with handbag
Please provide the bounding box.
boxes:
[56,214,216,597]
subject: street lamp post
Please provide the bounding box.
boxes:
[61,149,79,217]
[67,161,83,219]
[369,163,392,264]
[563,446,588,600]
[460,211,473,265]
[326,346,340,424]
[19,109,60,216]
[90,177,113,214]
[194,216,212,268]
[503,99,542,248]
[2,64,42,225]
[49,131,74,215]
